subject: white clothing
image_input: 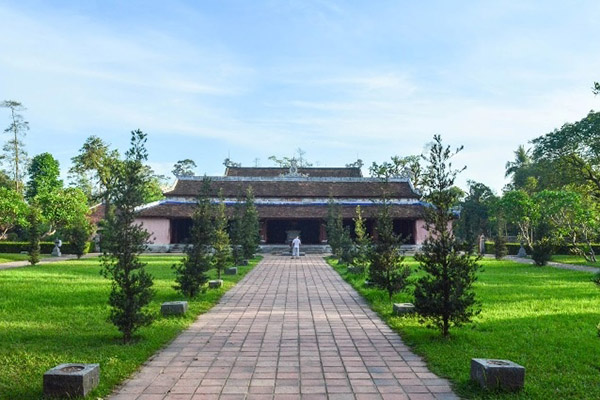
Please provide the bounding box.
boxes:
[292,237,301,258]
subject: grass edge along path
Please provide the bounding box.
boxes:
[0,254,262,399]
[327,256,600,400]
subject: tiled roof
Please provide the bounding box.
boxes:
[225,167,362,178]
[165,178,419,199]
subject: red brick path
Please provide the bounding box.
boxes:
[109,255,458,400]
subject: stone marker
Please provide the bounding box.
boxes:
[44,363,99,397]
[393,303,416,315]
[209,279,223,288]
[364,280,375,287]
[51,239,62,257]
[241,259,249,266]
[471,358,525,391]
[225,267,238,275]
[517,244,527,258]
[161,301,188,316]
[347,265,364,274]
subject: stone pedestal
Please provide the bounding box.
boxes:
[51,246,61,257]
[393,303,416,315]
[43,363,99,397]
[225,267,238,275]
[471,358,525,391]
[209,279,223,289]
[161,301,188,316]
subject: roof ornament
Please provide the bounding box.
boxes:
[280,158,308,178]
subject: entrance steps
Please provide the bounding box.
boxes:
[259,244,331,255]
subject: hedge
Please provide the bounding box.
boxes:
[0,241,95,254]
[484,241,600,256]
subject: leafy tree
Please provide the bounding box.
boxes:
[173,177,214,297]
[368,201,411,299]
[504,145,537,192]
[352,205,372,272]
[241,187,260,259]
[413,135,481,337]
[172,159,197,177]
[497,190,538,248]
[532,111,600,200]
[140,165,166,203]
[101,130,154,343]
[25,152,63,200]
[454,181,496,247]
[36,187,89,238]
[212,195,232,280]
[70,135,121,213]
[1,100,29,194]
[27,204,41,265]
[370,155,423,190]
[535,190,599,262]
[0,186,27,239]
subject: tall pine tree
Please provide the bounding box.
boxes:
[241,187,260,259]
[213,193,232,280]
[101,130,154,343]
[413,135,481,337]
[173,177,214,297]
[368,200,411,299]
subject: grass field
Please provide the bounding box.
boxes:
[329,257,600,400]
[551,254,600,267]
[0,253,50,264]
[0,254,261,399]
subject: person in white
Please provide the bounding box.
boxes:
[291,236,301,259]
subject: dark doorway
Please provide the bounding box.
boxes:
[394,219,415,244]
[266,219,321,244]
[171,218,192,244]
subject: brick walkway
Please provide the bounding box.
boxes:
[109,255,457,400]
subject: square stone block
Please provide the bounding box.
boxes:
[209,279,223,288]
[225,267,238,275]
[241,259,249,266]
[471,358,525,391]
[161,301,188,316]
[347,265,364,274]
[44,363,100,397]
[393,303,415,315]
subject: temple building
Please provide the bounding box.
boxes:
[135,164,429,250]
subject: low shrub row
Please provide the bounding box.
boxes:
[0,241,95,254]
[484,241,600,255]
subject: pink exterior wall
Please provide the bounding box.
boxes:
[137,218,171,245]
[414,219,453,244]
[415,219,428,244]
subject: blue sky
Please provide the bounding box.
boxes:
[1,0,600,192]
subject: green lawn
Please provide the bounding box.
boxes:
[0,253,49,264]
[551,254,600,268]
[0,255,261,399]
[329,257,600,400]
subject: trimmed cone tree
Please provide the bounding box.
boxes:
[413,135,481,337]
[101,130,154,343]
[173,177,214,297]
